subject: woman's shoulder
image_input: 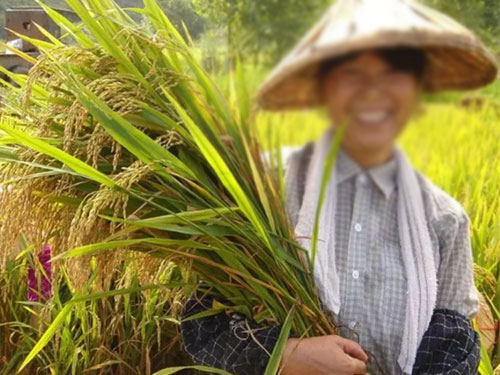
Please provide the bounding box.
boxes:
[283,142,314,170]
[414,170,469,237]
[260,143,313,171]
[281,142,315,227]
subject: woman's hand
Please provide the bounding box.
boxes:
[280,335,369,375]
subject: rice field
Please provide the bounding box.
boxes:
[0,1,498,374]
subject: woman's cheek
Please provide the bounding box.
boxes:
[394,81,420,122]
[324,78,357,124]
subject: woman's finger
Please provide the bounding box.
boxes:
[339,337,369,362]
[348,356,367,374]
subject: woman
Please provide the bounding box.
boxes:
[180,1,498,374]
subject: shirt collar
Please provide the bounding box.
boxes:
[335,147,397,199]
[335,148,362,184]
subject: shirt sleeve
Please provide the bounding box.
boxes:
[180,290,283,375]
[434,209,480,318]
[413,309,481,375]
[413,209,482,375]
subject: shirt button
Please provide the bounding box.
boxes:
[354,223,362,232]
[349,321,357,329]
[352,270,360,279]
[356,173,368,186]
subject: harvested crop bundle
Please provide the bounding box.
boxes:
[0,0,340,372]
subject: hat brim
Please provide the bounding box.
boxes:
[257,30,498,111]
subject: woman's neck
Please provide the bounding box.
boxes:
[340,144,395,169]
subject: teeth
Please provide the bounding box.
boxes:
[356,111,389,124]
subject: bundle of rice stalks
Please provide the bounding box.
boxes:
[0,0,340,373]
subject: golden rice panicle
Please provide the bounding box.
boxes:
[87,74,148,116]
[137,252,165,287]
[64,219,111,291]
[0,152,77,268]
[86,125,113,169]
[156,131,183,149]
[63,160,156,290]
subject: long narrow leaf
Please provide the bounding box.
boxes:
[164,90,271,248]
[153,366,232,375]
[59,72,195,180]
[17,304,73,372]
[0,121,117,188]
[264,305,295,375]
[310,124,347,268]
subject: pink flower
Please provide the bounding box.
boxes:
[27,245,53,302]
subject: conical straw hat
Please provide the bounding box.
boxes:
[257,0,498,110]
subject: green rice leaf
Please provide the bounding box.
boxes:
[0,122,117,188]
[164,90,271,248]
[6,28,56,50]
[0,40,37,64]
[17,304,73,372]
[60,74,195,180]
[153,366,232,375]
[35,0,94,48]
[179,308,226,322]
[33,22,65,46]
[474,318,494,375]
[63,0,149,87]
[310,124,347,268]
[102,207,239,227]
[19,284,188,372]
[53,238,214,261]
[264,305,295,375]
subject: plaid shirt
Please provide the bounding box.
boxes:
[181,143,481,375]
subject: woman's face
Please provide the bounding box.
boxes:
[321,50,422,154]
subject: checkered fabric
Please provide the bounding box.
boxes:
[412,309,481,375]
[180,143,481,375]
[180,290,284,375]
[180,295,480,375]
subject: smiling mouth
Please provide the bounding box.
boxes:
[353,110,392,126]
